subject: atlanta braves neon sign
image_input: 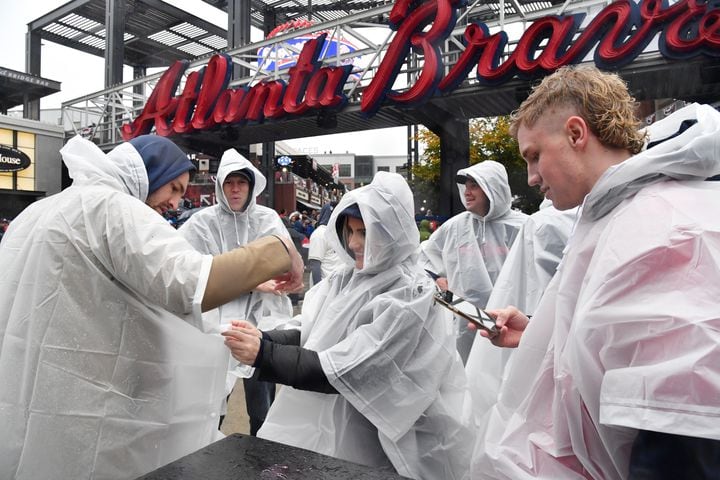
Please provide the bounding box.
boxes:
[121,0,720,140]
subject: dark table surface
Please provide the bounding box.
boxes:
[137,433,411,479]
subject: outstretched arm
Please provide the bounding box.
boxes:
[222,323,336,394]
[202,235,303,311]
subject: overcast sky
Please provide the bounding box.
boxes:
[0,0,412,156]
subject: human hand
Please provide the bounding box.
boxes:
[228,319,262,338]
[255,279,281,295]
[471,306,529,348]
[436,277,449,292]
[222,322,262,364]
[273,237,304,293]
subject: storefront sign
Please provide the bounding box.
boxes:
[0,145,31,172]
[0,68,55,88]
[122,0,720,140]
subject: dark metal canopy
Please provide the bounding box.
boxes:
[28,0,229,68]
[202,0,392,29]
[25,0,582,72]
[0,67,61,113]
[200,0,567,30]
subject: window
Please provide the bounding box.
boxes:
[338,164,352,177]
[377,166,390,172]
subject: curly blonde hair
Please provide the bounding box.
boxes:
[509,65,645,154]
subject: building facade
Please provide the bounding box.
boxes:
[0,115,64,219]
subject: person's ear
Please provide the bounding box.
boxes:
[565,116,588,149]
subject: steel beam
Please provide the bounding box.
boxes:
[24,30,42,120]
[229,0,253,79]
[412,104,469,217]
[27,0,93,31]
[438,117,469,217]
[104,0,126,88]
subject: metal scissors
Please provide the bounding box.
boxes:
[425,270,500,339]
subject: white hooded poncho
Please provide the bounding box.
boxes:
[465,200,578,417]
[421,160,528,307]
[0,136,227,479]
[473,103,720,479]
[179,151,292,327]
[484,199,578,315]
[180,149,292,385]
[257,172,475,480]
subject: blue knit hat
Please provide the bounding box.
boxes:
[128,135,195,195]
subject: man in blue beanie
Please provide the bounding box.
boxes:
[0,134,304,479]
[129,134,196,212]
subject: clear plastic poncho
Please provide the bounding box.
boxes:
[420,160,528,307]
[0,136,227,479]
[484,199,578,315]
[473,104,720,479]
[179,150,292,384]
[421,161,528,362]
[465,200,578,420]
[257,172,475,480]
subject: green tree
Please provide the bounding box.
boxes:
[410,116,543,214]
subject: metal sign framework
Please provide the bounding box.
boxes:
[60,0,716,149]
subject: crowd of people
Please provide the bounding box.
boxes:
[1,65,719,480]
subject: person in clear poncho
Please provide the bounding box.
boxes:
[472,66,720,479]
[179,148,294,435]
[222,172,475,480]
[0,135,303,480]
[420,161,527,363]
[308,201,343,285]
[464,198,577,420]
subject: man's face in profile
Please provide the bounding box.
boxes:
[464,178,490,216]
[517,110,591,210]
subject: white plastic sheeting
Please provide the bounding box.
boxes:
[0,136,227,479]
[421,160,528,308]
[421,161,527,363]
[465,200,578,419]
[474,104,720,479]
[258,172,475,480]
[485,199,578,315]
[180,149,292,385]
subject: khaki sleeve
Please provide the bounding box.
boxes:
[201,236,291,312]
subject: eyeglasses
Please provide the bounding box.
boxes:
[433,289,499,339]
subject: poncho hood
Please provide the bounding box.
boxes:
[584,103,720,222]
[326,172,419,275]
[62,135,150,201]
[215,149,266,215]
[456,160,513,220]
